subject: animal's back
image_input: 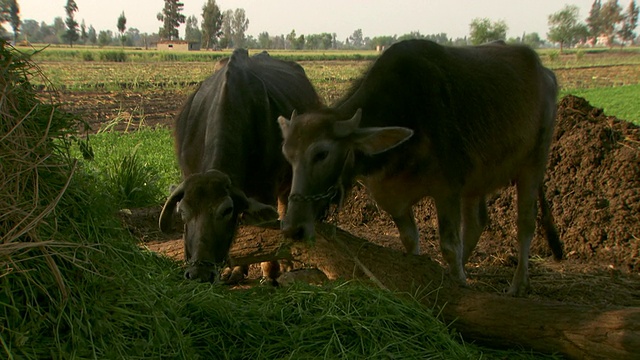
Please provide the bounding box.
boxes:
[174,49,321,201]
[346,40,554,193]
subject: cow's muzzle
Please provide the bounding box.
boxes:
[283,185,341,241]
[184,260,220,283]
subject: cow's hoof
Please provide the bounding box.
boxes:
[220,266,246,284]
[506,284,530,297]
[259,276,279,287]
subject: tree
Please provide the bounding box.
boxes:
[370,35,396,50]
[587,0,604,42]
[88,25,96,45]
[125,28,141,46]
[349,28,363,48]
[97,30,112,47]
[600,0,624,46]
[286,29,297,49]
[117,11,126,47]
[231,8,249,48]
[219,9,232,48]
[0,1,8,37]
[8,0,19,43]
[547,5,588,52]
[523,32,544,48]
[201,0,222,49]
[21,19,38,43]
[52,16,66,43]
[258,31,271,49]
[618,0,639,45]
[157,0,185,40]
[272,34,285,49]
[185,15,201,43]
[80,19,87,44]
[63,0,79,47]
[397,31,426,42]
[469,18,508,45]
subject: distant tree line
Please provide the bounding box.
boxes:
[548,0,639,51]
[1,0,638,50]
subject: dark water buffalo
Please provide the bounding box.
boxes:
[159,49,322,282]
[278,40,563,296]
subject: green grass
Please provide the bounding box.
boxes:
[564,84,640,125]
[18,45,380,63]
[73,128,180,208]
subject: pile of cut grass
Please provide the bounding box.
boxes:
[0,40,560,359]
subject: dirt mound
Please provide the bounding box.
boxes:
[336,95,640,274]
[545,95,639,270]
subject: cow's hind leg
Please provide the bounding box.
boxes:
[509,179,538,296]
[434,193,466,286]
[391,207,420,255]
[461,196,488,264]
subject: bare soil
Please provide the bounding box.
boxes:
[69,87,638,308]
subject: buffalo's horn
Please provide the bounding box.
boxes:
[278,110,296,135]
[333,108,362,138]
[159,181,186,233]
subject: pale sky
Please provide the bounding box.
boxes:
[18,0,603,41]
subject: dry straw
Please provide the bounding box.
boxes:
[0,42,83,300]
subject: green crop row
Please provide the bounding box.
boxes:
[20,45,381,63]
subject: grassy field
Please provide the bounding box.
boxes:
[25,45,640,124]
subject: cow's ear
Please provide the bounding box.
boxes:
[242,198,279,226]
[229,187,279,226]
[351,127,414,155]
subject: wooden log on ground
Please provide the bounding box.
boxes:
[229,223,640,360]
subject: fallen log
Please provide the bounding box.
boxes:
[230,222,640,360]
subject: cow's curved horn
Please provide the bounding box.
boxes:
[333,108,362,138]
[290,109,298,121]
[159,181,186,233]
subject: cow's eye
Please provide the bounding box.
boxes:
[220,205,233,218]
[312,150,328,164]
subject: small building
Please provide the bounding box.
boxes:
[157,40,201,51]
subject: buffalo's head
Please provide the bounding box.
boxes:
[159,170,278,282]
[277,109,413,241]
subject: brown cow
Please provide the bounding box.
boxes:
[159,49,322,283]
[278,40,563,296]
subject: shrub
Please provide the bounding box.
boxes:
[82,51,94,61]
[161,52,179,61]
[100,50,127,62]
[106,145,163,208]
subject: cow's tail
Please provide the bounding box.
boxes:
[539,186,564,261]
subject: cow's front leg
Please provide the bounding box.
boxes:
[391,207,420,255]
[434,193,466,286]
